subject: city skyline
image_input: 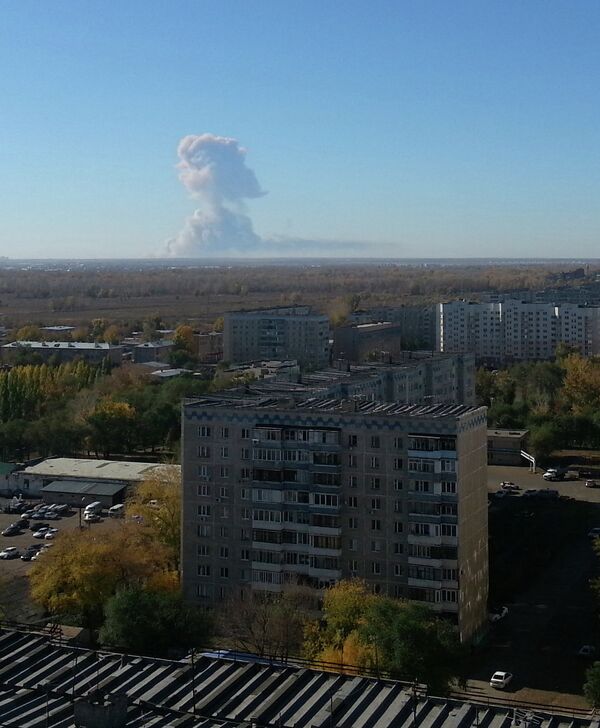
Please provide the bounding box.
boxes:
[2,1,600,259]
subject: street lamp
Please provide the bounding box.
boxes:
[78,497,86,530]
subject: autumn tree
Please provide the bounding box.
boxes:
[29,525,174,631]
[562,354,600,414]
[86,398,137,457]
[14,324,42,341]
[125,465,181,567]
[102,324,121,344]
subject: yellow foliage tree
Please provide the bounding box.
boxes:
[562,354,600,414]
[29,524,173,630]
[125,465,181,567]
[173,324,195,353]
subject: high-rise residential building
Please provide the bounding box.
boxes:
[437,300,600,361]
[348,305,437,349]
[223,306,330,368]
[181,395,488,642]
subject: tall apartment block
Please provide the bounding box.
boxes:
[181,396,489,642]
[437,299,600,361]
[223,306,331,368]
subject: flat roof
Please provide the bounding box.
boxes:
[20,458,178,482]
[488,428,529,438]
[135,340,173,348]
[186,395,482,419]
[3,341,121,350]
[42,480,127,496]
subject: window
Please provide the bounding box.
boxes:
[348,538,358,551]
[241,508,250,520]
[313,493,339,507]
[349,476,358,488]
[412,523,430,536]
[442,568,458,581]
[441,459,455,473]
[348,496,358,508]
[348,434,358,447]
[197,545,210,556]
[371,540,382,552]
[241,428,250,439]
[218,526,229,538]
[220,467,229,479]
[371,436,380,448]
[197,524,211,537]
[221,505,230,518]
[348,454,357,468]
[197,564,211,577]
[441,589,457,603]
[393,479,403,491]
[408,458,435,473]
[198,446,211,459]
[220,446,229,459]
[220,546,229,558]
[197,484,211,496]
[370,497,381,510]
[348,517,358,529]
[199,426,212,437]
[393,542,403,554]
[198,464,211,481]
[442,481,457,494]
[197,584,210,598]
[220,427,229,439]
[240,528,251,541]
[370,456,380,469]
[412,480,430,493]
[241,448,250,459]
[394,564,403,577]
[394,521,403,534]
[371,519,381,531]
[348,559,358,572]
[220,567,229,578]
[393,437,403,449]
[394,500,402,513]
[241,548,250,561]
[240,467,251,480]
[371,561,381,575]
[393,458,403,470]
[441,524,457,537]
[370,477,381,490]
[240,488,249,500]
[197,505,211,517]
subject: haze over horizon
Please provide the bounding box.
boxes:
[2,1,600,259]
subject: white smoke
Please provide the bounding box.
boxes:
[164,133,266,257]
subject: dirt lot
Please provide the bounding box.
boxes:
[0,499,120,623]
[459,465,600,710]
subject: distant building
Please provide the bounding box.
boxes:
[181,395,489,642]
[487,429,529,466]
[223,306,330,368]
[41,325,76,334]
[332,322,403,362]
[41,479,127,508]
[2,341,123,365]
[132,340,174,363]
[348,305,436,349]
[195,331,223,363]
[7,457,179,497]
[437,300,600,361]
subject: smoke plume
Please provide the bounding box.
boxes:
[164,133,266,257]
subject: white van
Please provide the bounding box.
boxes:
[108,504,125,518]
[83,501,103,516]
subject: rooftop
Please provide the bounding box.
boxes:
[42,479,127,497]
[3,341,121,350]
[20,458,178,482]
[186,395,482,419]
[488,428,529,438]
[135,340,174,348]
[0,630,593,728]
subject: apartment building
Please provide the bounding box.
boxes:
[332,322,403,362]
[181,396,488,642]
[223,306,330,368]
[437,300,600,361]
[2,340,123,365]
[348,305,436,349]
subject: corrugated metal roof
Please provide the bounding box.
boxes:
[0,631,595,728]
[41,480,127,497]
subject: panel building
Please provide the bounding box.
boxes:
[437,300,600,361]
[2,341,123,365]
[181,396,488,642]
[331,322,403,362]
[223,306,330,368]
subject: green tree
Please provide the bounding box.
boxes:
[584,662,600,707]
[86,398,137,457]
[99,586,211,657]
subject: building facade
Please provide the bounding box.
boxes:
[223,306,330,368]
[2,341,123,365]
[181,396,488,642]
[332,322,403,362]
[437,300,600,361]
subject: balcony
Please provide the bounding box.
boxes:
[408,577,442,589]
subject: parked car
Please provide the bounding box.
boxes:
[33,528,50,539]
[30,522,48,531]
[1,526,20,537]
[83,512,101,523]
[44,529,58,540]
[578,645,596,657]
[0,547,20,559]
[489,606,509,623]
[490,671,513,689]
[14,518,29,528]
[586,481,600,488]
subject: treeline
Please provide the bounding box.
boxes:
[477,350,600,458]
[0,263,594,320]
[0,361,210,462]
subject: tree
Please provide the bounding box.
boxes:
[125,465,181,567]
[562,354,600,414]
[528,422,561,462]
[14,324,42,341]
[213,316,224,332]
[103,324,121,344]
[86,398,137,457]
[172,324,195,353]
[29,525,174,632]
[584,662,600,707]
[99,586,211,657]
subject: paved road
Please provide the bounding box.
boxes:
[488,464,600,504]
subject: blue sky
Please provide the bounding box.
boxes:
[1,1,600,258]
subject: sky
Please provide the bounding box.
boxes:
[1,0,600,259]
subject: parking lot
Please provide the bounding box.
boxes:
[461,465,600,710]
[0,498,119,623]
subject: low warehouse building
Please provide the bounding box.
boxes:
[41,479,127,509]
[487,428,530,465]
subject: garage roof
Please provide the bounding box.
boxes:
[41,480,127,497]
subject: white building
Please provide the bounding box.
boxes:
[437,300,600,361]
